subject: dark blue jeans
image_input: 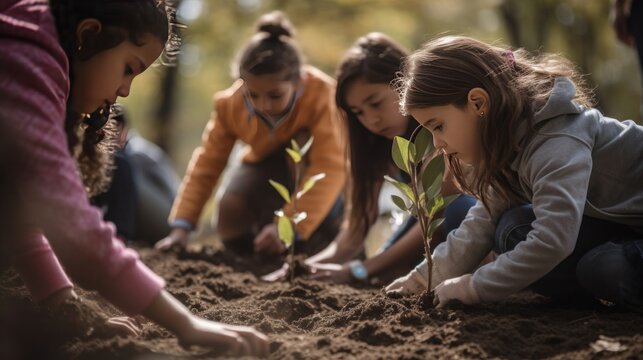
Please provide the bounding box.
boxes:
[496,204,643,313]
[379,195,477,264]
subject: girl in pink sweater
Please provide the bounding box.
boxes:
[0,0,268,356]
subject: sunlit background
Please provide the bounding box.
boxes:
[121,0,642,178]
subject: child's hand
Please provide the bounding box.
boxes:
[177,317,270,356]
[155,228,189,251]
[433,274,479,308]
[106,316,142,337]
[143,290,270,357]
[308,262,352,284]
[254,223,286,255]
[261,262,289,282]
[385,269,426,295]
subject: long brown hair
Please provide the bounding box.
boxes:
[397,35,593,210]
[336,32,412,236]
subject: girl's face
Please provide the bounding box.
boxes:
[71,32,164,114]
[409,104,481,166]
[242,72,298,117]
[344,78,407,139]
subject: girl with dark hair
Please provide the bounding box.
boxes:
[0,0,268,355]
[157,11,346,257]
[387,36,643,313]
[272,33,476,284]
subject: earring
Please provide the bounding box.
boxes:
[480,111,485,117]
[77,44,83,52]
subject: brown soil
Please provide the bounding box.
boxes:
[288,255,312,280]
[1,246,642,359]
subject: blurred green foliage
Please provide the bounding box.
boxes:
[121,0,642,176]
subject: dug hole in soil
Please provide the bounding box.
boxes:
[1,245,642,359]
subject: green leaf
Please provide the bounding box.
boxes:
[408,142,417,164]
[422,155,445,192]
[429,195,445,218]
[296,173,326,199]
[292,211,307,224]
[269,179,291,204]
[391,136,410,174]
[290,139,300,152]
[391,195,408,212]
[427,217,445,237]
[286,148,301,163]
[276,214,294,247]
[413,127,433,160]
[384,175,415,201]
[300,136,314,157]
[426,171,444,200]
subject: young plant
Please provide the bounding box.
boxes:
[384,126,458,293]
[269,136,325,283]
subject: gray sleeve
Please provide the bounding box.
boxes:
[427,194,504,288]
[472,136,592,302]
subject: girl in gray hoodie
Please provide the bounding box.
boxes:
[386,35,643,313]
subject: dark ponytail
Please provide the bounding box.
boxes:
[256,11,293,39]
[233,11,303,81]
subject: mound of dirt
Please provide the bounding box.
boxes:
[1,246,641,359]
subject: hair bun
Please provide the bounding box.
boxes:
[256,11,294,39]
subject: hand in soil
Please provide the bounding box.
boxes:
[261,262,289,282]
[178,318,270,357]
[105,316,142,337]
[155,228,189,251]
[254,223,286,255]
[143,290,270,356]
[308,262,353,284]
[385,269,426,295]
[433,274,479,308]
[261,257,312,282]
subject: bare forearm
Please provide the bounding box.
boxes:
[141,290,270,356]
[306,224,363,264]
[363,222,423,276]
[142,290,192,337]
[305,240,339,265]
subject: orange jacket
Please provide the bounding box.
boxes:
[170,66,346,239]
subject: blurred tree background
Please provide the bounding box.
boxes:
[121,0,641,177]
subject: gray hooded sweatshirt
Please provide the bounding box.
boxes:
[417,77,643,302]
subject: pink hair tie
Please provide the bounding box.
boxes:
[503,49,515,68]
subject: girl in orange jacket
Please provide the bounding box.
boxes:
[157,11,346,255]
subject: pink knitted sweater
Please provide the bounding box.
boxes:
[0,0,164,314]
